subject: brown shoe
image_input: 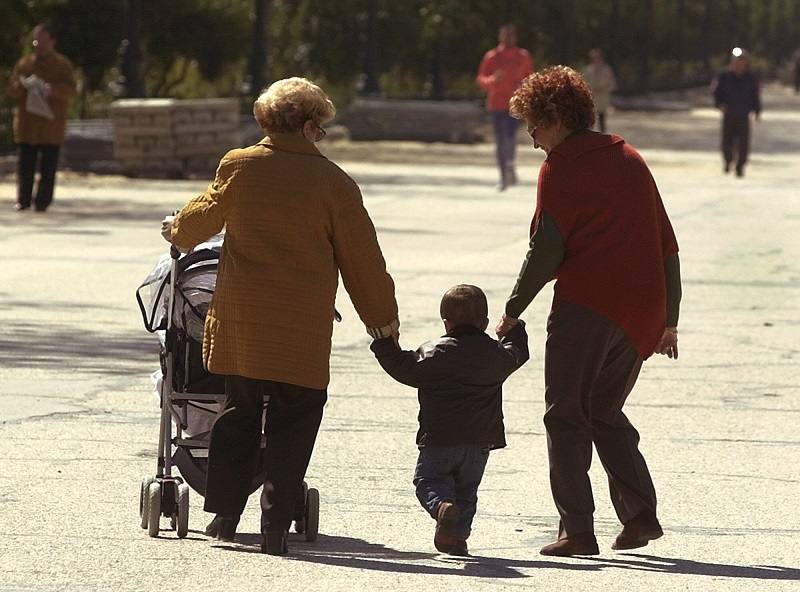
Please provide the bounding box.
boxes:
[438,538,469,556]
[433,501,461,553]
[612,512,663,550]
[540,532,599,556]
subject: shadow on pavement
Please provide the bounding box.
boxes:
[220,533,606,578]
[217,534,800,581]
[0,196,167,225]
[0,320,156,375]
[584,553,800,581]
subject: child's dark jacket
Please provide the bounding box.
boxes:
[370,322,529,449]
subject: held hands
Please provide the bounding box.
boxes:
[655,327,678,359]
[495,313,519,338]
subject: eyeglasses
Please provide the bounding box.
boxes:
[310,121,326,140]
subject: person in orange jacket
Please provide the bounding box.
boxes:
[477,24,534,191]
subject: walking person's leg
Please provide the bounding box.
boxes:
[590,333,659,532]
[598,111,607,133]
[260,381,326,554]
[540,302,617,556]
[203,374,265,539]
[413,446,464,553]
[15,144,37,210]
[34,145,60,211]
[491,111,510,190]
[735,117,750,176]
[721,115,734,173]
[504,113,520,186]
[452,445,489,553]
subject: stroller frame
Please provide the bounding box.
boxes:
[138,245,320,541]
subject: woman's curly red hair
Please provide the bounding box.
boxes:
[509,66,596,130]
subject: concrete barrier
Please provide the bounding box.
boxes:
[110,98,240,177]
[340,98,486,143]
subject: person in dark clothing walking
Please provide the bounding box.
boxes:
[371,285,529,556]
[6,23,75,212]
[712,48,761,177]
[496,66,682,557]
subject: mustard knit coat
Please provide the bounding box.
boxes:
[169,134,398,390]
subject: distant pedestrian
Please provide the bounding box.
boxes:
[477,24,534,191]
[371,285,529,556]
[497,66,681,557]
[6,23,75,212]
[582,49,616,133]
[711,48,761,177]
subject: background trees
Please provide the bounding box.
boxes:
[2,0,799,122]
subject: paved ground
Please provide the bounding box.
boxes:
[1,85,799,591]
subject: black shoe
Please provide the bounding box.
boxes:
[206,514,239,542]
[13,203,30,212]
[261,530,288,555]
[735,165,745,177]
[724,162,731,174]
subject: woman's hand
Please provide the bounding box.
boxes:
[655,327,678,359]
[495,314,519,338]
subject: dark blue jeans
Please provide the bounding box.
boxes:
[413,444,489,539]
[491,111,520,178]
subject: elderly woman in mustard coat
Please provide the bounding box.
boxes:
[161,77,399,555]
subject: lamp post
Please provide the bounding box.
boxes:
[118,0,145,98]
[361,0,381,95]
[246,0,269,98]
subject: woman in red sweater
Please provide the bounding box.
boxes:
[496,66,682,557]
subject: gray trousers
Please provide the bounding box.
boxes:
[544,301,657,536]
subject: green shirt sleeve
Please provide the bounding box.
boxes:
[664,252,682,327]
[505,210,565,319]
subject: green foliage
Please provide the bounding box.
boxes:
[141,0,250,96]
[2,0,800,126]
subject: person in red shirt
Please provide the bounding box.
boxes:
[477,24,534,191]
[496,66,682,557]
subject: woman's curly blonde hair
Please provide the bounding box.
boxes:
[509,66,595,130]
[253,77,336,134]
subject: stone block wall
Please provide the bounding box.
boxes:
[339,98,487,143]
[110,98,240,177]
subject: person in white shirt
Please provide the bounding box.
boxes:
[582,49,616,133]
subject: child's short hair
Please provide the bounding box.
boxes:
[440,284,488,329]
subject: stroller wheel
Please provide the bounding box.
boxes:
[140,477,155,529]
[304,488,320,542]
[176,483,190,539]
[147,482,162,538]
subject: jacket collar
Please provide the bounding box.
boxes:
[257,133,326,158]
[444,325,486,338]
[547,130,625,160]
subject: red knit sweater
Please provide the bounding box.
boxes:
[534,133,679,358]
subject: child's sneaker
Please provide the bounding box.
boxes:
[434,501,461,552]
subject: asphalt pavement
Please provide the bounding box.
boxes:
[0,86,798,591]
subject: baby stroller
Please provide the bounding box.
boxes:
[135,235,320,540]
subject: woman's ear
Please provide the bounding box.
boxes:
[301,120,315,141]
